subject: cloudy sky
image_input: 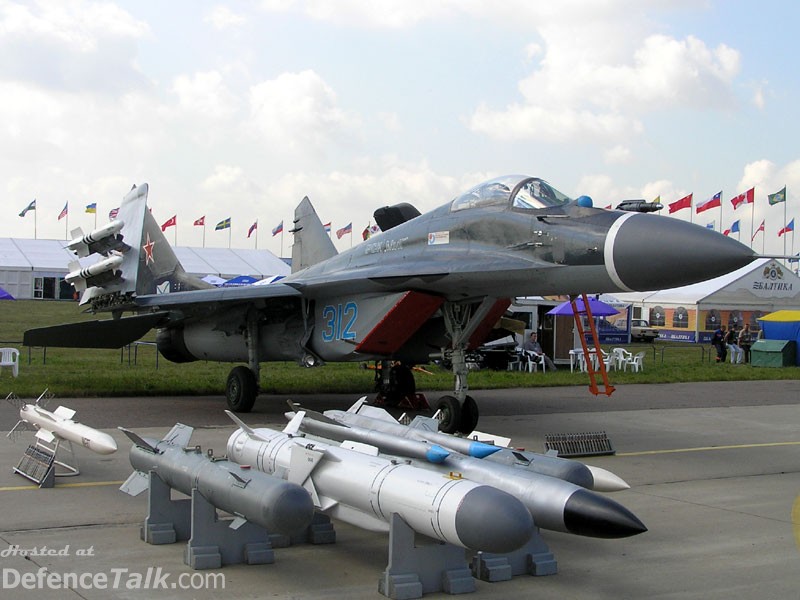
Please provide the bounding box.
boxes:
[2,0,799,259]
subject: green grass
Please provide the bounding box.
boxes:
[1,299,797,397]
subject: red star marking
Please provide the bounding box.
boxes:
[142,232,155,265]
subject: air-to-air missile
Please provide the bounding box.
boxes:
[225,411,534,554]
[64,252,124,292]
[119,423,315,537]
[312,398,629,492]
[66,220,126,257]
[285,410,645,539]
[6,390,117,455]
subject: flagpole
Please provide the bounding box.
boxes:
[203,222,206,248]
[65,204,69,240]
[749,196,754,250]
[783,189,788,265]
[255,221,259,249]
[175,218,178,246]
[280,229,284,258]
[228,224,231,249]
[34,206,37,239]
[94,207,97,229]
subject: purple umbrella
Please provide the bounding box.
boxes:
[547,297,619,316]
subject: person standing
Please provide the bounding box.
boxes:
[726,326,742,364]
[738,324,753,364]
[711,325,728,363]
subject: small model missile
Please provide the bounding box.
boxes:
[7,390,117,455]
[119,424,315,536]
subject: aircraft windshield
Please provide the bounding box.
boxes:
[451,175,572,212]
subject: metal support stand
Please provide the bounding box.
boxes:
[289,512,337,545]
[13,443,56,488]
[245,308,261,389]
[470,528,557,581]
[184,489,273,570]
[140,471,191,545]
[379,513,475,599]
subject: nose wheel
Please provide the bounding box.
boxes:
[226,365,258,412]
[436,394,479,435]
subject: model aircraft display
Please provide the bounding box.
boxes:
[6,390,117,455]
[226,411,535,554]
[23,176,757,433]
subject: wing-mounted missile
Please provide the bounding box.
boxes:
[67,221,127,258]
[615,199,663,213]
[65,252,124,294]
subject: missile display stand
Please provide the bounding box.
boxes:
[137,470,335,570]
[379,514,558,600]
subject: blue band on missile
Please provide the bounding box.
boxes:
[425,445,450,463]
[468,442,502,458]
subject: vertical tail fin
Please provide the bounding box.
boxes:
[77,184,212,307]
[291,196,337,273]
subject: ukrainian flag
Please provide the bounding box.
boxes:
[85,202,97,213]
[215,217,231,230]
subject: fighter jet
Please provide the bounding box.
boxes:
[24,176,756,433]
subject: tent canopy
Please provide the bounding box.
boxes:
[547,297,619,316]
[0,286,14,300]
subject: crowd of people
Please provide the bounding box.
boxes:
[711,323,756,364]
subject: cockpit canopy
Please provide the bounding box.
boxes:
[450,175,573,212]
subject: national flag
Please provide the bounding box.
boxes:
[215,217,231,230]
[58,203,68,220]
[336,223,352,239]
[730,187,754,210]
[271,221,283,236]
[194,216,205,226]
[706,221,715,230]
[161,215,177,231]
[668,193,692,214]
[362,223,380,240]
[778,218,795,237]
[752,219,765,241]
[109,207,119,220]
[85,202,97,214]
[788,253,800,264]
[604,204,612,210]
[722,228,731,237]
[248,221,258,238]
[768,186,786,205]
[730,220,740,234]
[696,191,722,214]
[19,199,36,217]
[323,222,331,234]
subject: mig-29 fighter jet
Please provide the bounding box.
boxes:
[24,175,756,433]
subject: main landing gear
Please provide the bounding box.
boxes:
[226,309,260,413]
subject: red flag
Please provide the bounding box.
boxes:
[194,216,205,226]
[668,194,692,214]
[248,221,258,238]
[696,191,721,213]
[752,219,765,241]
[161,215,177,231]
[730,187,754,210]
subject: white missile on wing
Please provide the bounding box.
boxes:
[7,390,117,455]
[312,398,630,492]
[119,424,315,536]
[67,220,126,257]
[226,411,534,554]
[284,411,645,539]
[65,252,124,292]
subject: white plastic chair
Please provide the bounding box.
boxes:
[612,347,632,371]
[600,350,616,371]
[0,348,20,377]
[522,350,547,372]
[628,351,646,372]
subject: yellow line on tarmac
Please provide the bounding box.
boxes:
[618,441,800,456]
[0,480,124,492]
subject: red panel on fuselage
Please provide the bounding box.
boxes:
[467,299,512,350]
[355,291,444,355]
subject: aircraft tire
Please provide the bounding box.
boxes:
[436,395,461,434]
[226,366,257,412]
[383,364,416,406]
[458,395,479,434]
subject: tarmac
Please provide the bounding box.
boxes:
[0,380,799,599]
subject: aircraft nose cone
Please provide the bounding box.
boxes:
[609,213,757,291]
[455,485,534,553]
[563,489,647,538]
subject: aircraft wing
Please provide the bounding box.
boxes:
[24,312,170,348]
[133,281,301,309]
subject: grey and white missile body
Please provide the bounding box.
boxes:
[67,220,126,257]
[321,400,629,492]
[226,412,533,554]
[119,424,314,536]
[7,393,117,455]
[286,412,645,539]
[65,252,124,292]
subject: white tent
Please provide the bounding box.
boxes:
[614,259,800,342]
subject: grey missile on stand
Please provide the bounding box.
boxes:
[284,410,646,539]
[311,398,630,492]
[119,423,314,537]
[225,411,534,554]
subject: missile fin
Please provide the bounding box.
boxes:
[119,470,150,496]
[346,396,369,413]
[283,411,305,436]
[225,410,270,441]
[35,428,56,443]
[407,415,440,432]
[288,442,325,485]
[53,406,76,421]
[161,423,193,447]
[118,427,159,454]
[229,517,247,530]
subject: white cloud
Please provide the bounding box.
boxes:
[604,145,632,165]
[172,70,239,119]
[248,70,360,153]
[205,5,246,30]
